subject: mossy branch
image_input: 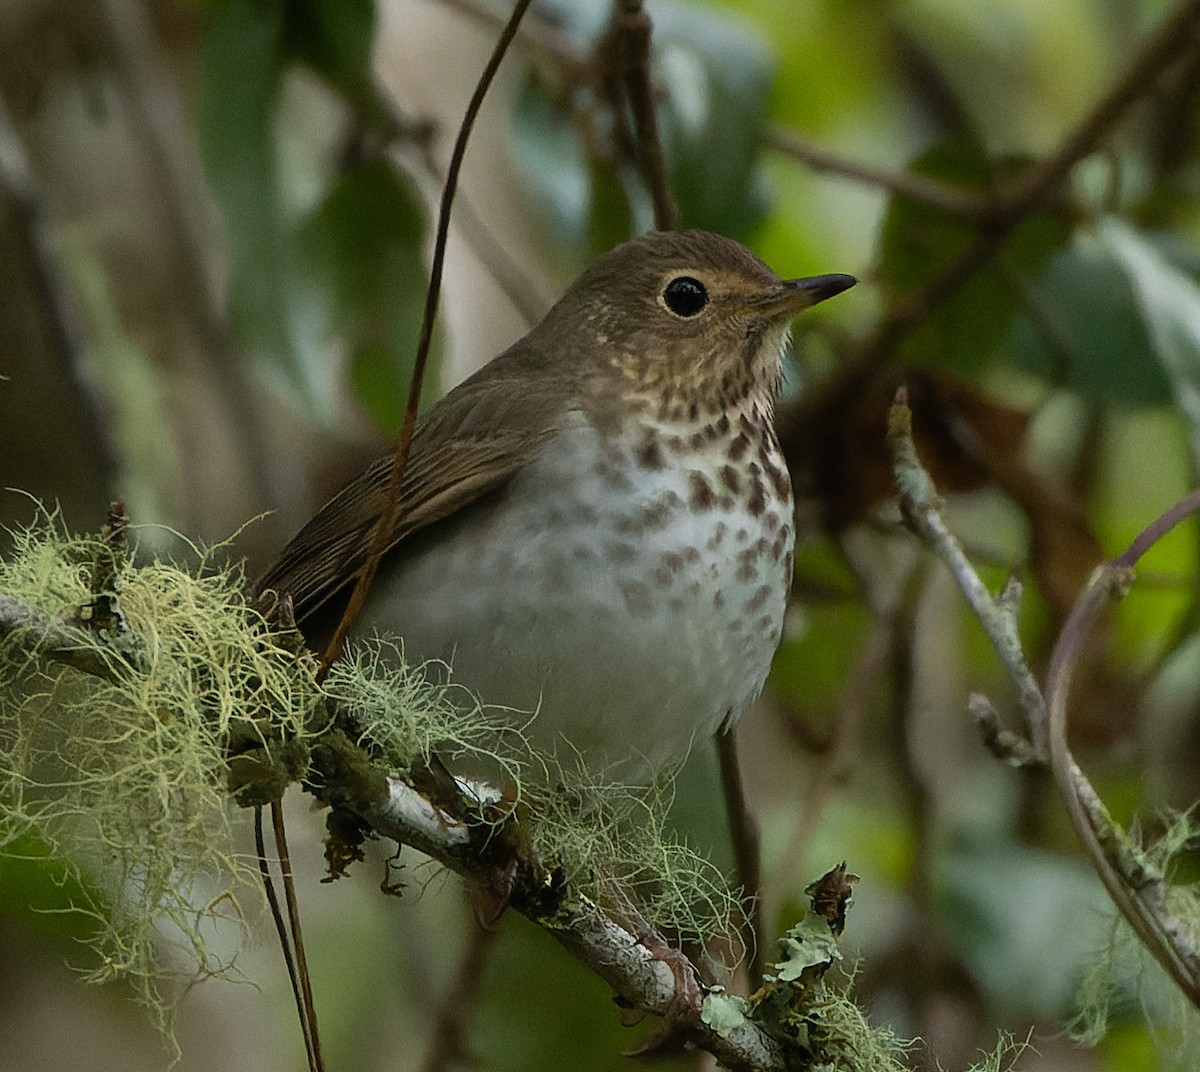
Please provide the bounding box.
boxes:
[0,522,800,1070]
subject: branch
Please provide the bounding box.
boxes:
[887,390,1048,757]
[779,0,1200,472]
[354,773,787,1071]
[1044,491,1200,1006]
[0,592,138,683]
[604,0,679,231]
[888,389,1200,1010]
[765,126,989,219]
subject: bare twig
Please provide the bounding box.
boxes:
[765,126,990,219]
[779,0,1200,472]
[319,0,536,676]
[365,80,553,327]
[603,0,679,231]
[1044,490,1200,1007]
[887,389,1048,757]
[437,0,581,68]
[888,388,1200,1009]
[270,799,325,1072]
[255,807,319,1072]
[716,728,764,987]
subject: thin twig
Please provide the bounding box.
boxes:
[779,0,1200,469]
[606,0,679,231]
[255,806,315,1072]
[716,728,765,988]
[365,80,552,326]
[1044,490,1200,1007]
[765,126,989,219]
[437,0,581,68]
[272,799,325,1072]
[887,389,1048,756]
[318,0,536,677]
[888,387,1200,1008]
[998,0,1200,221]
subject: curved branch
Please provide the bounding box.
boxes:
[1044,491,1200,1006]
[888,390,1200,1009]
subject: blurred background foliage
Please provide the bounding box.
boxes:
[2,0,1200,1069]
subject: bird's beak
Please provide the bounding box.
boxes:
[758,273,857,318]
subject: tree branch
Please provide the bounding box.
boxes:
[765,126,989,219]
[887,389,1200,1011]
[360,775,786,1071]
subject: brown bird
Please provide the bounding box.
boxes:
[257,229,854,782]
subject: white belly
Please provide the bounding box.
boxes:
[363,413,793,782]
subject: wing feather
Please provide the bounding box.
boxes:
[255,346,577,622]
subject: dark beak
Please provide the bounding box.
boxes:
[785,273,858,305]
[758,273,857,318]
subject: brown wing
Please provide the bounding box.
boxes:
[255,344,578,623]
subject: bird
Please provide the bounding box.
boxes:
[256,229,855,784]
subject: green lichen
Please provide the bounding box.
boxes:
[0,511,317,1044]
[327,638,740,946]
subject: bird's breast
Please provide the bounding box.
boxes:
[363,409,795,781]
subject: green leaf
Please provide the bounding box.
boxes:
[878,139,1065,374]
[282,0,376,100]
[1100,217,1200,466]
[512,76,592,246]
[653,3,774,238]
[196,0,292,374]
[1010,228,1171,406]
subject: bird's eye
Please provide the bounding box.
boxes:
[661,276,708,318]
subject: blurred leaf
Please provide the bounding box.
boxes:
[513,76,592,246]
[587,156,636,256]
[1101,217,1200,469]
[771,598,871,713]
[282,0,375,100]
[654,3,774,238]
[935,837,1109,1020]
[878,139,1065,374]
[294,159,428,432]
[1010,229,1172,406]
[513,1,773,247]
[196,0,299,385]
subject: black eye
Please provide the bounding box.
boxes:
[662,276,708,317]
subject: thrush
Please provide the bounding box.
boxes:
[257,229,854,783]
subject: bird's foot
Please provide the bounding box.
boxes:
[622,933,703,1057]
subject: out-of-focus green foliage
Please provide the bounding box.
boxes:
[197,0,425,423]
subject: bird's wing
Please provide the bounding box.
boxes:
[255,355,574,623]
